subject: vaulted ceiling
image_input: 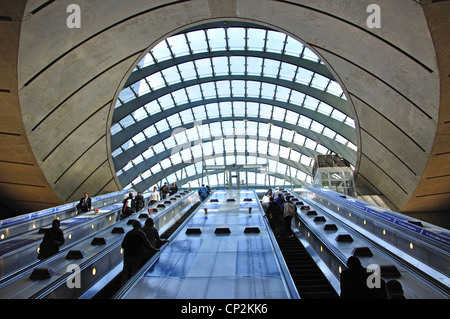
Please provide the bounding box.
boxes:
[0,0,449,227]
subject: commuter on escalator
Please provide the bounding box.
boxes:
[149,186,160,205]
[266,196,282,237]
[121,193,136,219]
[142,218,168,262]
[275,193,285,209]
[282,196,296,238]
[261,193,270,213]
[198,184,210,202]
[37,219,65,260]
[160,182,170,199]
[76,191,91,213]
[135,191,145,212]
[121,220,159,286]
[169,183,178,195]
[340,256,375,299]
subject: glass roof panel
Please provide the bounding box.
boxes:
[206,28,226,51]
[227,27,246,50]
[151,40,172,63]
[247,28,266,50]
[186,30,209,54]
[266,30,286,54]
[167,34,190,57]
[111,22,357,191]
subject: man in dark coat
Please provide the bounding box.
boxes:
[340,256,375,299]
[121,220,159,285]
[76,191,91,213]
[169,183,178,195]
[122,193,136,218]
[266,196,282,237]
[38,219,65,260]
[135,192,145,212]
[141,218,168,261]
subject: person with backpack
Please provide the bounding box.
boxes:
[122,193,135,218]
[282,196,297,238]
[135,191,145,212]
[198,184,210,201]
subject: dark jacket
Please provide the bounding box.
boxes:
[135,194,145,210]
[142,224,165,248]
[76,196,91,212]
[169,185,178,195]
[267,201,281,217]
[38,227,65,260]
[121,229,157,259]
[340,265,374,299]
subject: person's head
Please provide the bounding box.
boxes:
[346,256,361,269]
[153,186,157,191]
[145,218,155,227]
[386,280,404,299]
[52,219,60,229]
[84,191,88,197]
[129,192,133,198]
[269,196,274,202]
[286,196,291,201]
[132,220,142,230]
[278,194,282,198]
[137,191,142,195]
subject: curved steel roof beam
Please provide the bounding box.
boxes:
[112,75,351,123]
[126,152,311,192]
[117,140,315,185]
[125,50,335,88]
[113,131,318,169]
[112,117,357,170]
[111,96,355,150]
[153,169,309,190]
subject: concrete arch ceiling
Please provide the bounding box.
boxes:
[11,0,445,220]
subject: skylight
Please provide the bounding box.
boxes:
[110,22,357,191]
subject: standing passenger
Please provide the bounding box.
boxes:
[149,186,160,204]
[142,218,168,261]
[266,197,282,237]
[340,256,374,299]
[198,184,210,201]
[282,196,296,238]
[122,193,135,218]
[135,191,145,212]
[76,191,91,213]
[169,183,178,195]
[121,221,158,285]
[160,182,169,199]
[38,219,65,260]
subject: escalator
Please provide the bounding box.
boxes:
[276,228,339,299]
[92,201,200,299]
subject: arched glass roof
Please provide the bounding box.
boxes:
[110,21,357,191]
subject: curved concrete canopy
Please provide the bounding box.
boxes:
[1,0,448,227]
